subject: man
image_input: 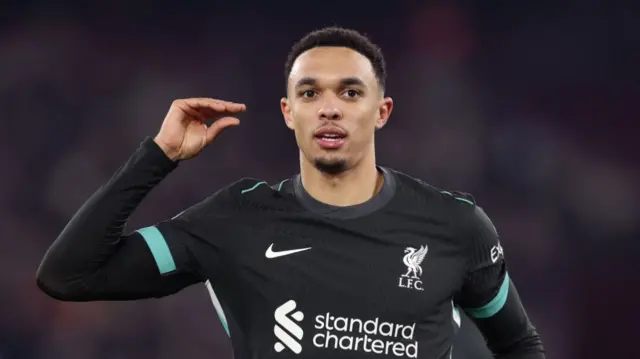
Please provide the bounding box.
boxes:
[37,27,545,358]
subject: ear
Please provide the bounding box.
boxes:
[280,97,295,130]
[375,97,393,130]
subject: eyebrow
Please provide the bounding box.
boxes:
[294,76,367,88]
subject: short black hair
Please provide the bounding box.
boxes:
[284,26,387,91]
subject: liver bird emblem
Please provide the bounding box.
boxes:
[402,245,428,279]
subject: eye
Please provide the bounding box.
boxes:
[300,90,316,98]
[344,89,360,99]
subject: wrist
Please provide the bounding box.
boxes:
[152,137,181,162]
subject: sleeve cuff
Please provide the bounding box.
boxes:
[139,137,179,171]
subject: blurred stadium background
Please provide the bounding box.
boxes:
[1,1,637,358]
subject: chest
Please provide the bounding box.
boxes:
[222,215,468,320]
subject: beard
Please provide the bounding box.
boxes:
[313,156,348,174]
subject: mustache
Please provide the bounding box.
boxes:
[314,123,348,134]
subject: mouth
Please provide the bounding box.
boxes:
[314,127,347,149]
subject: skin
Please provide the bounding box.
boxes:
[154,98,246,161]
[281,46,393,206]
[153,46,393,207]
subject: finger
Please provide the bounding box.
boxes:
[171,103,206,122]
[180,99,227,114]
[197,107,246,121]
[173,99,246,124]
[204,101,246,114]
[205,117,240,144]
[184,98,246,114]
[193,102,246,118]
[221,102,247,112]
[193,98,245,109]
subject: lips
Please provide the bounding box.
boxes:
[314,127,347,149]
[314,127,347,139]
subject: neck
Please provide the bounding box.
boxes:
[299,150,383,207]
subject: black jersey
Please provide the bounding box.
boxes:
[37,138,544,359]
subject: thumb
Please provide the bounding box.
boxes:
[205,117,240,144]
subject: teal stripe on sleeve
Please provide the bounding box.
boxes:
[206,281,230,337]
[276,179,289,191]
[465,273,511,318]
[137,226,177,275]
[454,197,474,205]
[241,181,267,194]
[439,190,474,205]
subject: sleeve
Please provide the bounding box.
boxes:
[36,138,217,301]
[138,185,237,282]
[454,205,545,359]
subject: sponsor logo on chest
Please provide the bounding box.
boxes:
[274,300,419,357]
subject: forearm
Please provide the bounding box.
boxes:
[36,138,182,300]
[455,205,545,358]
[467,280,545,358]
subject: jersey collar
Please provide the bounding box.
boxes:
[292,166,396,219]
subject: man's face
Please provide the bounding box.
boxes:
[281,47,392,174]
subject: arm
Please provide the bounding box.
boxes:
[454,206,545,359]
[36,98,246,302]
[36,138,204,301]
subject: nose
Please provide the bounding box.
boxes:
[317,106,343,121]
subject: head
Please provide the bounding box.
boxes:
[281,27,393,175]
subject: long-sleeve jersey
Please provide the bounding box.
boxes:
[37,138,545,359]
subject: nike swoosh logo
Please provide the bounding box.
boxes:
[265,243,312,259]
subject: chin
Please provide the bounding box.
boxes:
[313,156,348,175]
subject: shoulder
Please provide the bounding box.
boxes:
[387,167,477,210]
[172,177,287,222]
[209,176,293,205]
[386,167,489,232]
[208,177,283,200]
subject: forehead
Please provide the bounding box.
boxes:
[289,47,376,87]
